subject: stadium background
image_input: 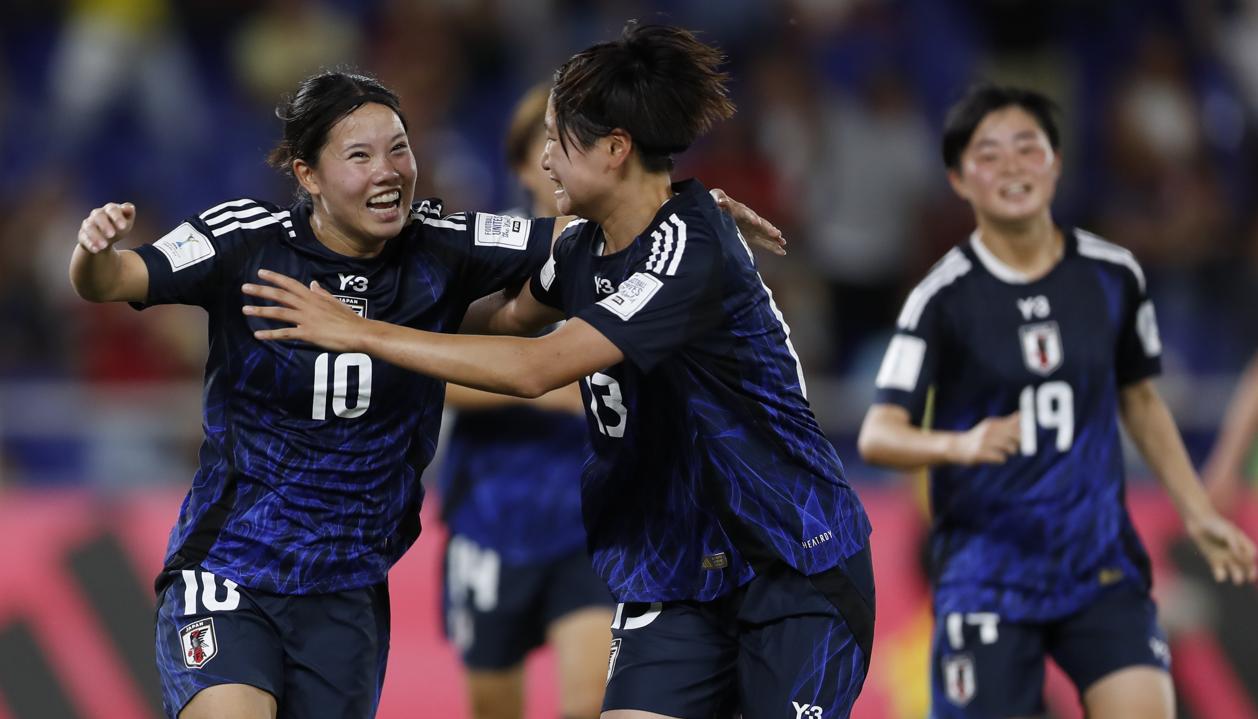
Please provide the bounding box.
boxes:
[1,0,1257,717]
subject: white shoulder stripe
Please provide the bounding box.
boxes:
[204,205,268,227]
[1075,229,1145,292]
[199,198,257,219]
[209,210,292,238]
[897,248,972,331]
[646,214,688,276]
[664,215,687,276]
[421,216,468,231]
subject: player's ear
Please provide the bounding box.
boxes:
[946,167,970,202]
[294,159,320,198]
[606,129,633,171]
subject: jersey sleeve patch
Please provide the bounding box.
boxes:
[152,222,215,271]
[473,213,530,250]
[597,272,663,321]
[875,333,926,391]
[1135,300,1162,357]
[539,254,557,291]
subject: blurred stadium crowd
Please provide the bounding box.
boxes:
[2,0,1257,487]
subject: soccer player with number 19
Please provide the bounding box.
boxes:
[859,85,1256,719]
[244,24,873,719]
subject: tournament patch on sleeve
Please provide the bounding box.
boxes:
[539,254,557,291]
[474,213,531,250]
[875,333,927,391]
[1135,300,1162,357]
[152,222,216,271]
[597,272,664,321]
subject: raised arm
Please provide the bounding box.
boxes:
[69,202,150,303]
[1119,378,1257,584]
[858,403,1021,471]
[243,270,622,398]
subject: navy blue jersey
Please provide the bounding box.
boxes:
[439,406,589,564]
[529,179,871,602]
[874,229,1162,620]
[134,198,553,595]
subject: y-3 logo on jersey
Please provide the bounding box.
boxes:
[1017,295,1050,320]
[338,274,369,292]
[793,702,823,719]
[594,276,616,295]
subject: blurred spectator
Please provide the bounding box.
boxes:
[47,0,209,167]
[1099,29,1235,374]
[756,48,934,372]
[231,0,362,106]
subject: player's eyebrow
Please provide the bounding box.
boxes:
[341,132,408,152]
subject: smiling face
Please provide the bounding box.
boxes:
[948,105,1061,225]
[541,97,619,220]
[295,102,417,249]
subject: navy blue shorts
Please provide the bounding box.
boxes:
[442,534,614,670]
[931,583,1170,717]
[154,568,390,719]
[603,546,875,719]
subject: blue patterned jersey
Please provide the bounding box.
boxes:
[133,198,553,594]
[873,229,1162,621]
[439,405,589,564]
[529,179,872,602]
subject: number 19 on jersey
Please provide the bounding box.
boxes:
[1019,380,1074,455]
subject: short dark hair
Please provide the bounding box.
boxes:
[941,84,1061,170]
[504,82,550,170]
[268,70,407,186]
[551,23,735,173]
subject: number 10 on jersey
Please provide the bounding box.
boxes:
[312,352,373,420]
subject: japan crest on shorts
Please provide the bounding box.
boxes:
[942,653,976,706]
[1019,321,1063,376]
[180,618,218,669]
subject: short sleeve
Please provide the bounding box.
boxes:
[873,283,947,424]
[1114,263,1162,386]
[529,221,583,311]
[131,199,277,309]
[429,209,554,301]
[576,213,723,372]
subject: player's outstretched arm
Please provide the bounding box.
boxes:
[1119,378,1258,584]
[1203,354,1258,509]
[445,382,585,414]
[69,201,150,303]
[460,281,564,336]
[243,269,623,398]
[858,404,1021,470]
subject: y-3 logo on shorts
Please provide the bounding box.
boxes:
[792,702,823,719]
[606,638,622,685]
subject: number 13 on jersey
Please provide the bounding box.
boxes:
[1019,380,1073,454]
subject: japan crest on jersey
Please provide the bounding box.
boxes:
[179,618,218,669]
[1019,321,1063,376]
[942,653,976,706]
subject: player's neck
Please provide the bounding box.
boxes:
[598,172,673,254]
[308,210,385,259]
[974,213,1062,279]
